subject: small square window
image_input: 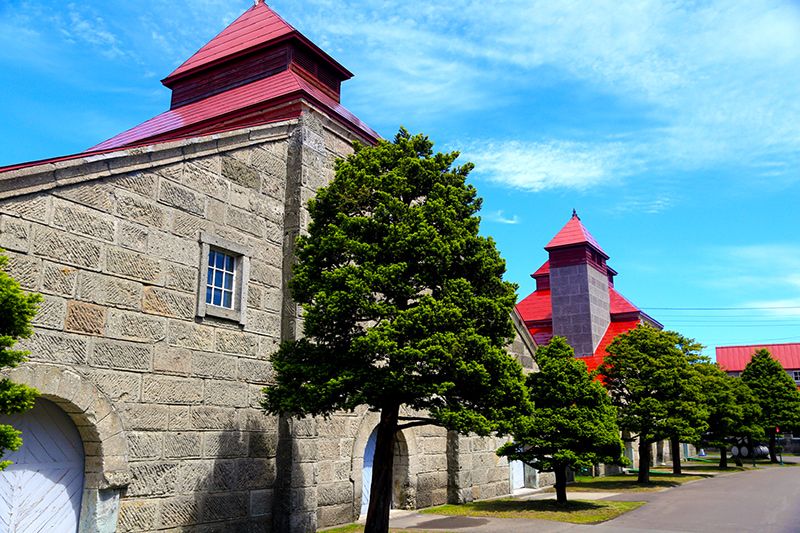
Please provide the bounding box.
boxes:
[793,371,800,382]
[197,232,250,325]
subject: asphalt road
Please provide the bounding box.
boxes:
[388,465,800,532]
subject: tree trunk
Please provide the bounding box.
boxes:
[768,429,779,463]
[719,446,728,469]
[364,404,399,533]
[637,440,651,484]
[554,462,568,504]
[670,435,682,475]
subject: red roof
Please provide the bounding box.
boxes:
[516,289,552,322]
[164,1,350,84]
[532,261,550,277]
[90,68,378,151]
[716,343,800,372]
[596,319,642,358]
[545,212,607,256]
[609,287,639,315]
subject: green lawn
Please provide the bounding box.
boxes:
[569,474,704,492]
[420,499,645,524]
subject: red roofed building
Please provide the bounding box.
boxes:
[517,210,662,371]
[717,343,800,385]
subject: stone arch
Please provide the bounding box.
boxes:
[3,363,130,532]
[350,409,419,518]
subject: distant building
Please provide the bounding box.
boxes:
[717,342,800,452]
[516,210,662,372]
[0,2,535,531]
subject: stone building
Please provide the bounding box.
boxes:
[0,2,535,532]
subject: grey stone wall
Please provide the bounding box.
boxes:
[550,263,609,356]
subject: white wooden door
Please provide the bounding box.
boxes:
[360,427,378,518]
[0,398,85,532]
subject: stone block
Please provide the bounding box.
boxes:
[164,432,202,459]
[211,459,237,491]
[244,309,281,337]
[159,180,206,216]
[201,492,248,522]
[226,206,265,238]
[191,406,237,430]
[32,294,66,330]
[86,369,141,401]
[114,189,166,228]
[4,252,40,289]
[169,405,193,430]
[192,352,238,380]
[204,381,248,407]
[117,499,159,533]
[0,215,30,252]
[0,195,49,222]
[248,432,278,459]
[157,496,199,528]
[153,346,192,375]
[64,301,106,335]
[113,172,159,197]
[164,262,197,294]
[171,211,207,238]
[236,458,275,490]
[206,198,226,224]
[250,489,272,517]
[118,222,149,252]
[52,199,115,242]
[91,339,152,371]
[78,272,143,310]
[32,226,102,269]
[19,330,88,365]
[54,181,113,211]
[143,287,195,319]
[127,462,179,497]
[123,404,171,431]
[175,460,213,493]
[216,329,259,356]
[107,309,166,342]
[143,375,203,404]
[168,321,215,351]
[238,359,273,384]
[222,156,260,190]
[248,260,281,288]
[105,247,162,284]
[40,262,78,296]
[203,431,249,458]
[148,230,199,266]
[128,432,163,460]
[184,162,229,200]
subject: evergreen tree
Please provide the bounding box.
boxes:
[498,337,625,503]
[597,324,707,483]
[740,349,800,463]
[694,362,762,468]
[0,251,41,469]
[262,129,530,532]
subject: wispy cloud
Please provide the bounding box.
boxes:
[483,210,520,225]
[463,140,627,192]
[606,195,674,216]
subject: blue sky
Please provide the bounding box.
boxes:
[1,0,799,355]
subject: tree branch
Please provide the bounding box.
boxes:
[397,419,439,431]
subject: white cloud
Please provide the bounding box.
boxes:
[483,210,520,225]
[463,140,627,192]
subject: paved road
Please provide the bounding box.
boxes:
[388,465,800,532]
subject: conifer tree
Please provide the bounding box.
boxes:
[598,324,706,483]
[740,349,800,463]
[262,129,530,532]
[498,337,625,503]
[694,362,762,468]
[0,251,41,469]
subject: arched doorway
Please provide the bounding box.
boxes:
[0,398,85,532]
[360,427,412,518]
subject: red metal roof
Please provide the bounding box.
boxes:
[609,287,639,315]
[532,261,550,277]
[716,343,800,372]
[164,1,350,84]
[545,212,607,256]
[516,289,552,322]
[90,68,378,151]
[596,319,642,358]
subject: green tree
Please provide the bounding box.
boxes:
[498,337,625,504]
[694,363,762,468]
[740,348,800,463]
[262,129,530,533]
[0,251,41,469]
[597,324,707,483]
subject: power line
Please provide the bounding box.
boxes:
[643,306,800,311]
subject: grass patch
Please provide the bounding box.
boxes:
[652,464,747,472]
[421,499,644,524]
[570,474,704,492]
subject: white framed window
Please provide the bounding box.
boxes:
[792,371,800,382]
[197,232,249,324]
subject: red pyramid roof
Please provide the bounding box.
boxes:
[545,212,607,256]
[164,1,351,84]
